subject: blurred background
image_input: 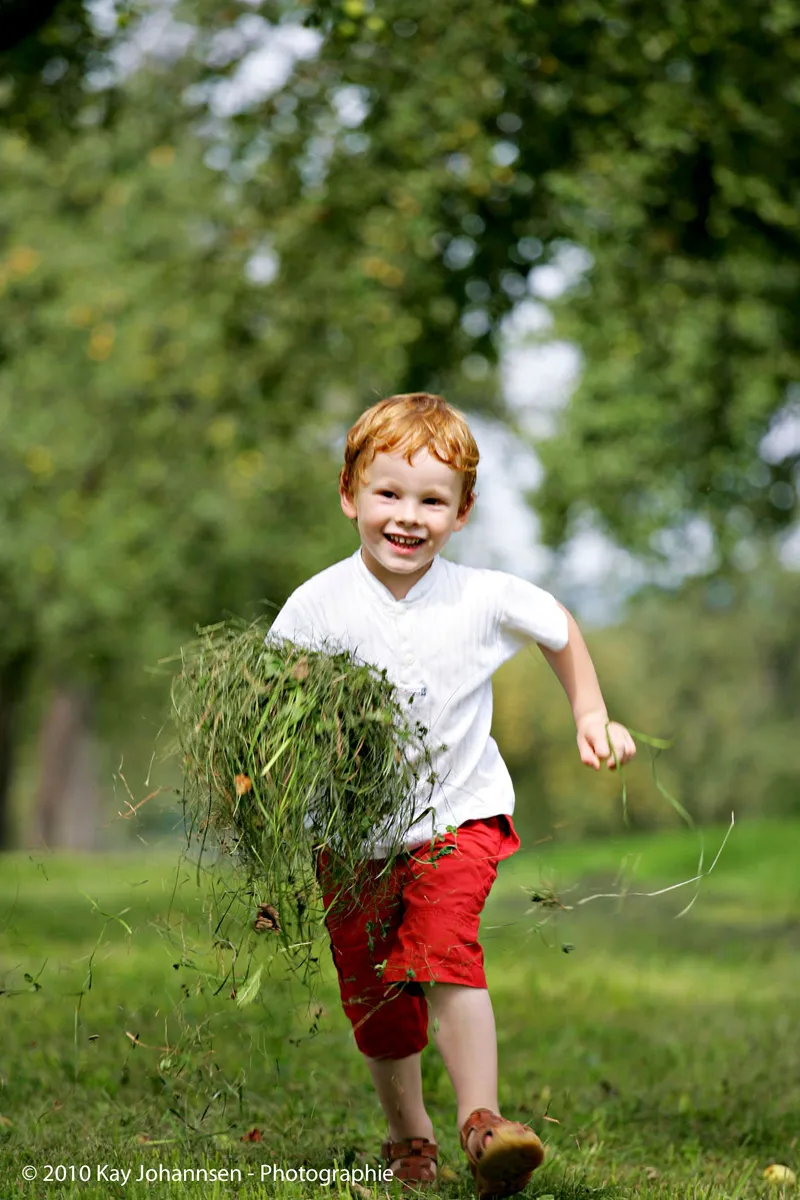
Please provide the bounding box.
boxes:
[1,0,798,853]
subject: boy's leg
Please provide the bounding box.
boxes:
[319,857,436,1148]
[427,980,544,1190]
[378,821,507,1137]
[365,1051,436,1143]
[379,817,544,1191]
[425,983,499,1128]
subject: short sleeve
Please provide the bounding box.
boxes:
[265,591,318,650]
[495,572,569,658]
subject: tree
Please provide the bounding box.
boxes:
[0,4,502,844]
[530,2,800,562]
[217,0,798,561]
[0,74,358,843]
[0,0,100,132]
[4,0,799,842]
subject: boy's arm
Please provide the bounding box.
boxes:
[537,604,636,771]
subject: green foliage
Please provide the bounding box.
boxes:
[0,75,357,685]
[222,0,799,558]
[0,0,105,136]
[4,0,797,678]
[604,564,800,824]
[535,0,800,558]
[170,619,434,965]
[2,0,799,849]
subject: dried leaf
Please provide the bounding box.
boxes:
[234,773,253,797]
[764,1165,797,1186]
[253,904,281,933]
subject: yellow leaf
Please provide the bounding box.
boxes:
[7,246,40,278]
[234,450,265,479]
[1,135,28,163]
[25,446,54,478]
[764,1165,796,1187]
[207,416,237,447]
[32,545,57,575]
[148,145,175,168]
[88,323,116,362]
[104,182,132,207]
[66,304,95,328]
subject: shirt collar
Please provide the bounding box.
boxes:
[352,547,442,606]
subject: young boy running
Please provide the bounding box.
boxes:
[269,393,636,1197]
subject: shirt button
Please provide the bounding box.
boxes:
[403,653,415,666]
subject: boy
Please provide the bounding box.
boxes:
[268,393,636,1197]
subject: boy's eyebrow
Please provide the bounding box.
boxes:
[372,480,452,496]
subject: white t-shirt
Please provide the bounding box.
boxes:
[268,549,569,855]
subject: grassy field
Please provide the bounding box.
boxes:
[1,818,798,1199]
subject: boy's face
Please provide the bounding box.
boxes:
[340,448,472,597]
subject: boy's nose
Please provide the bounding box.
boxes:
[396,499,423,525]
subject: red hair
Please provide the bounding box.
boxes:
[339,393,479,515]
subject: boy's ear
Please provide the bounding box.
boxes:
[340,486,358,520]
[454,494,475,530]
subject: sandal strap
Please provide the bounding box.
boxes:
[381,1137,438,1162]
[460,1108,504,1156]
[382,1137,438,1187]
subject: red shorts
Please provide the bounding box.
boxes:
[319,815,520,1060]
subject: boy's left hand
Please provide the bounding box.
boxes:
[576,716,636,770]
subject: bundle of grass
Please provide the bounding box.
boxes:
[170,616,436,968]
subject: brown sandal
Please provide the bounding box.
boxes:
[381,1136,438,1190]
[460,1108,544,1198]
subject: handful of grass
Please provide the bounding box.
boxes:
[171,617,434,957]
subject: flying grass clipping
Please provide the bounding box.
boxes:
[170,616,437,963]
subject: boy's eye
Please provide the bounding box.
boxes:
[379,490,396,498]
[424,498,443,505]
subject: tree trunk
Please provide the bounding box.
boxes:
[0,649,33,850]
[34,685,100,850]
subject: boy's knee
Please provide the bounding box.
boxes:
[345,985,429,1059]
[357,1022,431,1060]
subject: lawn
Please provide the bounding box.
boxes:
[1,818,798,1199]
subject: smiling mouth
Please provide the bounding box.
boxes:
[384,533,425,547]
